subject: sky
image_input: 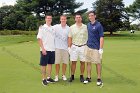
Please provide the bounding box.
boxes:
[77,0,135,11]
[0,0,135,9]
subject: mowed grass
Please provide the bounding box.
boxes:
[0,31,140,93]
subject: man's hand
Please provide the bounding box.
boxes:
[42,49,47,55]
[99,48,103,54]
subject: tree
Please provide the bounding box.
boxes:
[82,12,89,24]
[25,15,38,31]
[2,13,17,30]
[0,5,27,30]
[0,5,14,30]
[92,0,129,35]
[14,0,35,16]
[35,0,84,16]
[130,24,140,30]
[15,0,87,21]
[126,0,140,22]
[17,21,25,30]
[67,15,75,26]
[1,0,87,31]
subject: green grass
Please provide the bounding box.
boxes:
[0,31,140,93]
[0,35,36,46]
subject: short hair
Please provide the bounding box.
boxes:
[75,12,82,16]
[45,13,52,18]
[60,15,67,18]
[74,12,82,18]
[88,11,96,15]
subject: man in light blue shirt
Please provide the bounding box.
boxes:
[54,15,70,81]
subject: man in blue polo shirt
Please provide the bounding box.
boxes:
[84,11,104,86]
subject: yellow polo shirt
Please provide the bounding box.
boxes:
[68,24,88,45]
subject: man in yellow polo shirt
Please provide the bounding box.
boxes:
[68,13,88,82]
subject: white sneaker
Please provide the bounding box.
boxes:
[96,79,103,86]
[62,75,67,81]
[83,80,88,84]
[54,76,59,82]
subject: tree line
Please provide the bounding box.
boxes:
[0,0,139,34]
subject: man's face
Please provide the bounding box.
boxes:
[88,13,96,22]
[60,16,67,25]
[45,16,52,24]
[75,15,82,23]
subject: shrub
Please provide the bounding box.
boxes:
[0,30,37,35]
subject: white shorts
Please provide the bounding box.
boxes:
[70,44,86,62]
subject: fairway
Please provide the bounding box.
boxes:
[0,32,140,93]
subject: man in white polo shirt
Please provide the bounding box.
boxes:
[68,13,88,82]
[37,14,55,86]
[53,15,70,82]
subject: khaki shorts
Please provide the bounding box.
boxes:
[55,48,69,64]
[84,46,102,64]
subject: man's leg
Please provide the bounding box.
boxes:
[55,49,61,81]
[47,64,55,83]
[71,61,77,75]
[47,64,52,78]
[83,62,92,83]
[62,49,69,76]
[83,46,92,83]
[62,63,67,75]
[41,66,46,80]
[80,61,85,82]
[96,63,102,79]
[55,48,61,76]
[69,61,76,82]
[96,63,103,86]
[40,52,48,86]
[69,45,78,82]
[55,64,60,76]
[62,49,69,81]
[47,51,55,83]
[87,62,91,78]
[80,61,85,75]
[54,64,60,81]
[41,66,48,85]
[62,63,67,81]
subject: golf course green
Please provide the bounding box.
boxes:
[0,31,140,93]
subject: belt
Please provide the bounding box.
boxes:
[72,44,86,47]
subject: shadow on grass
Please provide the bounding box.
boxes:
[103,65,137,86]
[2,47,40,73]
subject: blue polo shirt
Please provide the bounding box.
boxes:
[87,21,104,50]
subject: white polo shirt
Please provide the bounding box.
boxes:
[54,24,70,50]
[37,24,55,51]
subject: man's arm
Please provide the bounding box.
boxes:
[99,37,104,55]
[100,37,104,49]
[67,37,72,54]
[68,27,72,48]
[38,38,47,55]
[68,37,72,47]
